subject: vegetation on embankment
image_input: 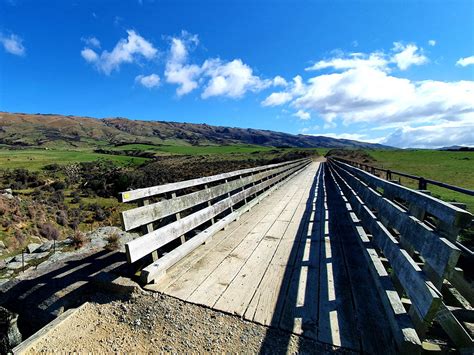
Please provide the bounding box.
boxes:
[0,147,317,257]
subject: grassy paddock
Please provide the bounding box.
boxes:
[0,148,148,170]
[367,150,474,212]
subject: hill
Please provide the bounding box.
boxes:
[0,112,390,150]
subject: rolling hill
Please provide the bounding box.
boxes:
[0,112,390,149]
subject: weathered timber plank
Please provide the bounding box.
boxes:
[334,162,460,283]
[140,166,311,283]
[163,175,304,300]
[150,167,306,293]
[327,166,417,354]
[332,160,472,233]
[122,160,307,231]
[120,158,310,202]
[125,163,305,263]
[243,167,318,326]
[435,303,474,350]
[317,167,359,350]
[278,166,323,341]
[330,164,440,336]
[213,220,290,315]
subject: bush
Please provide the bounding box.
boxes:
[105,232,120,251]
[38,223,60,240]
[72,230,87,249]
[56,210,68,226]
[51,181,66,191]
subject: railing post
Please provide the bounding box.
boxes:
[205,184,215,225]
[419,177,427,191]
[171,192,186,244]
[140,198,158,261]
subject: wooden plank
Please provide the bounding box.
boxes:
[317,167,359,350]
[243,167,318,326]
[278,166,323,341]
[140,167,310,284]
[334,162,461,283]
[327,165,421,353]
[149,167,307,292]
[125,163,305,263]
[161,173,305,299]
[121,160,307,231]
[212,220,290,315]
[331,164,442,324]
[332,160,472,233]
[435,303,474,349]
[120,158,310,202]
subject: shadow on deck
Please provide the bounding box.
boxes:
[259,163,396,354]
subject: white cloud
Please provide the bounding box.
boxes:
[382,122,474,148]
[165,31,271,99]
[0,33,25,56]
[81,36,101,48]
[261,92,293,106]
[81,30,157,74]
[201,58,271,99]
[293,110,311,120]
[272,75,288,87]
[261,42,474,148]
[261,75,305,107]
[135,73,160,88]
[391,42,427,70]
[428,40,436,46]
[456,55,474,67]
[306,52,388,71]
[164,32,202,96]
[81,48,99,62]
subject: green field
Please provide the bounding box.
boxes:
[0,148,148,170]
[366,149,474,212]
[111,143,277,155]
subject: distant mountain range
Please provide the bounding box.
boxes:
[0,112,392,150]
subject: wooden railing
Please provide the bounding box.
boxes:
[120,158,312,284]
[331,157,474,197]
[328,159,473,352]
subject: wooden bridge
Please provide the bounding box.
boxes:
[120,158,473,353]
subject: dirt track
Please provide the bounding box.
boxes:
[27,290,352,354]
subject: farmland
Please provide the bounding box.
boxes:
[366,149,474,212]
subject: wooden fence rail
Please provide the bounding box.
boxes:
[330,157,474,197]
[120,158,311,283]
[328,159,474,352]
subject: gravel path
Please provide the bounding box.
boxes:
[28,290,354,354]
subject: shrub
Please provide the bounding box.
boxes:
[51,181,66,191]
[38,223,60,240]
[105,232,120,251]
[56,210,68,226]
[72,230,87,249]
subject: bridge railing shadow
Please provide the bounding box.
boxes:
[259,163,360,353]
[0,249,132,339]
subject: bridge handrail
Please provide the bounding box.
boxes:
[328,161,474,350]
[120,158,310,203]
[119,158,311,283]
[330,156,474,196]
[329,158,472,240]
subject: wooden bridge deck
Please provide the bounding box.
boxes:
[145,162,395,352]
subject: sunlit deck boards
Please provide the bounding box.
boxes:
[145,162,394,352]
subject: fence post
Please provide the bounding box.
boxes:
[419,177,427,190]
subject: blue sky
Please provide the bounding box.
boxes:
[1,0,473,148]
